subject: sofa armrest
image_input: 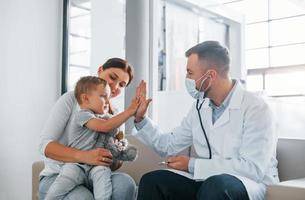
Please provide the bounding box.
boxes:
[32,161,44,200]
[266,178,305,200]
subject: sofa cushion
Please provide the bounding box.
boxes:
[267,178,305,200]
[277,138,305,181]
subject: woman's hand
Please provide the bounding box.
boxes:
[75,148,113,166]
[134,80,152,122]
[167,155,190,172]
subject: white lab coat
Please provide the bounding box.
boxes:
[132,82,279,200]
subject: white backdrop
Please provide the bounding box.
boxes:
[0,0,62,199]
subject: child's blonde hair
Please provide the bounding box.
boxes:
[74,76,108,104]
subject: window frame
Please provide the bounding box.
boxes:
[62,0,92,94]
[62,0,70,94]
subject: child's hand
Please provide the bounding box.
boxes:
[126,97,140,116]
[134,80,152,122]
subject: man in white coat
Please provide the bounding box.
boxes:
[133,41,279,200]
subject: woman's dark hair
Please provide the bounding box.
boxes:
[102,58,134,86]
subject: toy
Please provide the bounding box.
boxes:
[94,114,138,162]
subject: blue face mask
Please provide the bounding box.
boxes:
[185,71,210,99]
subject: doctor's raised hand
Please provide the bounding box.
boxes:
[134,80,152,122]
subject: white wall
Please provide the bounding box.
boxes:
[0,0,62,199]
[155,91,194,131]
[90,0,125,73]
[91,0,125,112]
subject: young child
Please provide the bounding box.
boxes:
[45,76,139,200]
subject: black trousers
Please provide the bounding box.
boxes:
[137,170,250,200]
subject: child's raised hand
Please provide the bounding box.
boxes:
[126,96,140,115]
[134,80,152,122]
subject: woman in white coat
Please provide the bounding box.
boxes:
[133,41,279,200]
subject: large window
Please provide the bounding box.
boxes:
[224,0,305,139]
[62,0,127,115]
[224,0,305,97]
[65,0,91,92]
[63,0,126,94]
[158,0,229,91]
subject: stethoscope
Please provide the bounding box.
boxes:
[196,98,212,159]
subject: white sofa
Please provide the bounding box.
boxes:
[266,138,305,200]
[32,137,305,200]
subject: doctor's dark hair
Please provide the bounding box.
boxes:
[74,76,108,104]
[185,41,230,76]
[101,58,134,86]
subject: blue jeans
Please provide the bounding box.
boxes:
[39,170,136,200]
